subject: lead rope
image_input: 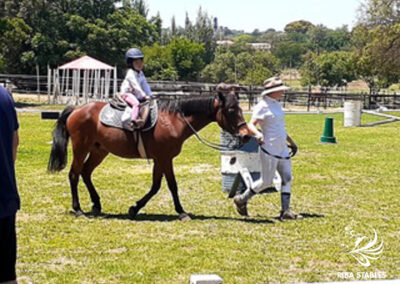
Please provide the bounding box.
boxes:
[259,146,294,160]
[180,113,241,151]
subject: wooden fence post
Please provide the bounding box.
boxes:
[307,86,311,112]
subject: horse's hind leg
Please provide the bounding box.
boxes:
[69,148,89,216]
[81,149,108,215]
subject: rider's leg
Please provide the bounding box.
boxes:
[122,93,140,120]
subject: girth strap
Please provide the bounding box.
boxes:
[134,131,147,159]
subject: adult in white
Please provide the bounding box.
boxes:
[233,77,303,221]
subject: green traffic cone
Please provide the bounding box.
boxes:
[320,117,337,144]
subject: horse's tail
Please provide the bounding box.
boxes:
[48,106,75,172]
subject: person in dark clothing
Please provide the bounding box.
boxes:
[0,86,20,284]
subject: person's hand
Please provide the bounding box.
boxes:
[144,95,150,101]
[255,133,264,145]
[288,142,298,157]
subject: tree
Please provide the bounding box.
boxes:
[193,7,215,64]
[169,38,205,81]
[125,0,148,18]
[0,17,32,73]
[358,0,400,27]
[150,12,162,42]
[0,0,159,74]
[284,20,315,34]
[201,49,280,85]
[272,41,308,68]
[142,43,178,81]
[235,52,278,85]
[308,24,329,54]
[300,51,356,88]
[352,0,400,92]
[201,51,236,83]
[171,16,177,36]
[352,23,400,92]
[308,25,351,53]
[184,12,193,39]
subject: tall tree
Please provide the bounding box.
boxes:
[126,0,148,18]
[193,7,215,64]
[150,12,162,42]
[184,12,193,39]
[171,16,177,36]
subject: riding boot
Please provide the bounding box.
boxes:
[133,118,145,129]
[233,188,256,216]
[279,192,303,221]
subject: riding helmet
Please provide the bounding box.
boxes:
[125,48,144,65]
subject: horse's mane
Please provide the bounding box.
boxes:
[157,95,216,116]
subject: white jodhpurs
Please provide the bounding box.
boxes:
[252,148,293,194]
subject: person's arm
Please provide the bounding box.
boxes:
[249,118,264,145]
[13,130,19,162]
[140,73,152,98]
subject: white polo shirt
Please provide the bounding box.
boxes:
[252,95,288,155]
[120,69,152,101]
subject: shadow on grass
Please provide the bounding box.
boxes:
[300,213,325,218]
[271,212,325,221]
[78,211,275,224]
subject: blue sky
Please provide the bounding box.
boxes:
[146,0,363,32]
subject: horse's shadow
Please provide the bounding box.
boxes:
[80,211,275,224]
[77,211,325,224]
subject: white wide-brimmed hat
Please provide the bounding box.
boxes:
[261,77,290,96]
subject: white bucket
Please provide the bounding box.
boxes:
[344,101,362,127]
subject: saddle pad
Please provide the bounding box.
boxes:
[100,100,158,132]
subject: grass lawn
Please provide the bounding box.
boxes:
[14,109,400,283]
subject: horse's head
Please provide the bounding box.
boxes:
[214,83,254,142]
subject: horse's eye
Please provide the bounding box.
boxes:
[228,108,235,113]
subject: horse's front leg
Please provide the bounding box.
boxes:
[164,160,191,221]
[128,160,163,219]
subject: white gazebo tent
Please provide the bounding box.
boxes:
[48,55,117,104]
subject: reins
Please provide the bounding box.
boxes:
[180,114,243,151]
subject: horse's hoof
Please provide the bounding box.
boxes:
[178,213,192,221]
[128,206,138,219]
[91,206,101,216]
[75,210,84,217]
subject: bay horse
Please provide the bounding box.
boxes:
[48,84,254,221]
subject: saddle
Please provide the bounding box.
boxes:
[100,97,158,159]
[100,96,158,132]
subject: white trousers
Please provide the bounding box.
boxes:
[252,148,292,194]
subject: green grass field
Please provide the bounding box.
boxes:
[14,109,400,283]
